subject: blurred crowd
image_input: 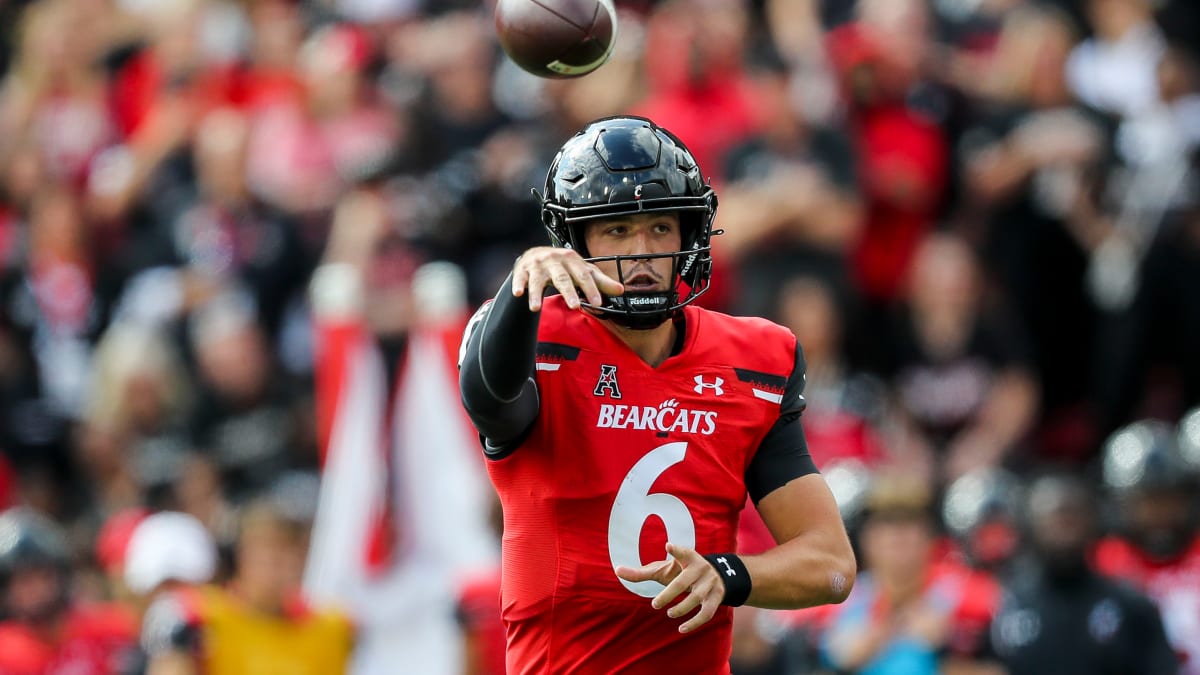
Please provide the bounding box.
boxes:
[0,0,1196,672]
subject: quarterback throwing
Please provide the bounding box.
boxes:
[459,116,855,674]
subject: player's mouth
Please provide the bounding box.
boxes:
[623,271,662,291]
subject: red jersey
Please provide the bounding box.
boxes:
[942,563,1003,657]
[457,570,506,675]
[0,604,138,675]
[1095,535,1200,674]
[486,297,804,674]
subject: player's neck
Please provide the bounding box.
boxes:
[602,317,679,368]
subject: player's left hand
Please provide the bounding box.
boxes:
[615,543,725,633]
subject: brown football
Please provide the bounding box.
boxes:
[494,0,617,79]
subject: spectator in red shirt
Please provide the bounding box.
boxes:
[245,23,398,218]
[634,0,762,185]
[825,0,948,309]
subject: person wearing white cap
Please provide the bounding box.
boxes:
[137,500,355,675]
[124,512,218,598]
[121,512,218,675]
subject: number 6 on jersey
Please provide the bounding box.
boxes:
[607,442,697,597]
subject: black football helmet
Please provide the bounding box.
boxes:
[1101,419,1196,493]
[1102,419,1199,560]
[0,507,72,621]
[537,116,719,329]
[1177,406,1200,470]
[942,468,1022,569]
[0,507,71,576]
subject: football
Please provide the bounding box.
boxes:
[494,0,617,79]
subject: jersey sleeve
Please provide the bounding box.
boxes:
[744,342,818,504]
[458,273,542,458]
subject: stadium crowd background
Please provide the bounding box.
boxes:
[0,0,1196,672]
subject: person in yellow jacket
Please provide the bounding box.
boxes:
[141,500,354,675]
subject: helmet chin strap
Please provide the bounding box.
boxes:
[590,291,677,330]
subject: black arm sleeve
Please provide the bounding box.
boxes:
[744,343,819,504]
[459,273,542,457]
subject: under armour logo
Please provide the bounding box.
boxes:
[693,375,724,396]
[594,364,622,399]
[716,556,736,577]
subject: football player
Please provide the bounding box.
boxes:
[0,507,138,673]
[984,474,1177,675]
[459,116,855,673]
[1095,415,1200,674]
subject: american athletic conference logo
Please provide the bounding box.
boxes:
[596,399,718,435]
[594,364,622,399]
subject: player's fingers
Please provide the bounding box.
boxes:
[654,543,704,609]
[591,266,624,297]
[564,260,604,306]
[548,264,582,309]
[511,261,529,297]
[613,563,655,583]
[651,564,701,610]
[665,542,704,567]
[665,579,710,619]
[525,267,548,312]
[678,594,721,634]
[615,558,676,584]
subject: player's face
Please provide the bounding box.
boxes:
[583,212,682,293]
[1129,489,1194,557]
[6,567,61,620]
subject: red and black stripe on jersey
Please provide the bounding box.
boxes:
[733,367,787,391]
[535,342,581,362]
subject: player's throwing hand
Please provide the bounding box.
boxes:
[615,543,726,634]
[512,246,624,312]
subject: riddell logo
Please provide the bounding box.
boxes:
[596,399,717,435]
[627,296,661,306]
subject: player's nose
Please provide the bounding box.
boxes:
[627,228,657,258]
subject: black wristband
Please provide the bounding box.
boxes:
[703,553,752,607]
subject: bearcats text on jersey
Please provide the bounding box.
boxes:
[596,399,718,435]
